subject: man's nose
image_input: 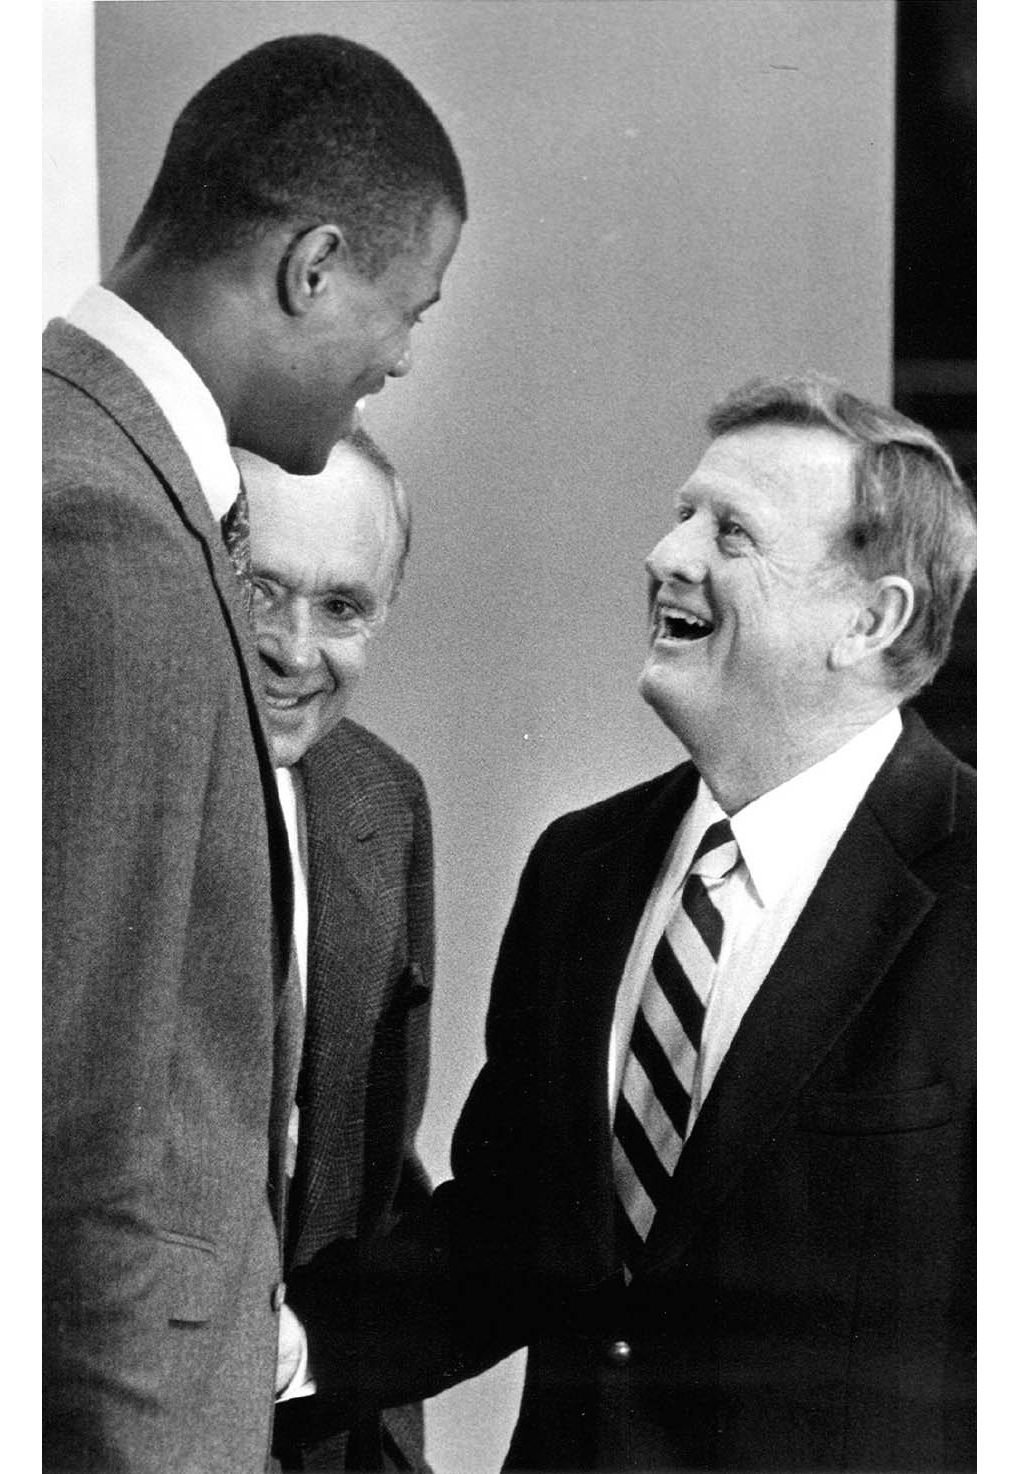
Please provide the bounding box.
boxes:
[645,518,711,586]
[258,605,321,675]
[388,343,413,378]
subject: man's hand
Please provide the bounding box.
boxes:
[276,1302,305,1394]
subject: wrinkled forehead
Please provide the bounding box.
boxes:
[238,444,401,586]
[682,423,856,518]
[241,444,392,531]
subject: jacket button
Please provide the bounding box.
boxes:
[606,1338,632,1365]
[271,1281,287,1312]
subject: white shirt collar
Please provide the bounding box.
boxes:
[66,284,241,523]
[728,708,903,908]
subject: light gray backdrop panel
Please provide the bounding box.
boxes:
[93,4,895,1468]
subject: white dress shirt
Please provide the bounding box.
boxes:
[275,767,309,1008]
[274,765,315,1402]
[610,710,903,1127]
[66,284,241,523]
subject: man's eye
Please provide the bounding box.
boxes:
[676,505,695,524]
[720,520,750,541]
[325,599,359,622]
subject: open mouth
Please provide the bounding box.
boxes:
[656,607,713,642]
[265,691,319,712]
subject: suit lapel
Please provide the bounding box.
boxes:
[44,323,263,715]
[640,714,957,1274]
[547,766,700,1266]
[289,734,393,1251]
[44,320,294,977]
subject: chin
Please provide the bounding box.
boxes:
[281,444,332,478]
[638,659,671,713]
[269,732,309,769]
[639,666,695,747]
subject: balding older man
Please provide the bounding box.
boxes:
[238,434,436,1474]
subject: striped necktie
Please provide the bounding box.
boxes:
[220,480,253,617]
[613,818,740,1267]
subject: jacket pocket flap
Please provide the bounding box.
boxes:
[158,1232,223,1324]
[797,1081,953,1134]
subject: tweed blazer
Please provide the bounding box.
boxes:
[43,320,300,1473]
[289,710,975,1472]
[273,719,435,1473]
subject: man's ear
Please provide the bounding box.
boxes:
[829,575,915,671]
[278,224,347,317]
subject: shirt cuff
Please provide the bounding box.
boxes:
[276,1313,317,1402]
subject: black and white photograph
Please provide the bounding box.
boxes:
[42,3,977,1470]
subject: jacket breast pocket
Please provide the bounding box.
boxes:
[796,1080,953,1134]
[158,1230,224,1325]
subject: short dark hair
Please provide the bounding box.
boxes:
[707,375,976,698]
[122,33,466,277]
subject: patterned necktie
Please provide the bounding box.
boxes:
[613,817,741,1267]
[220,480,253,617]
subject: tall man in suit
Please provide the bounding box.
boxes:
[286,376,977,1472]
[43,34,463,1473]
[235,434,436,1474]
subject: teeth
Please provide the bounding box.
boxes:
[659,608,710,636]
[267,694,306,710]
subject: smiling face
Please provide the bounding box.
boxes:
[314,200,462,439]
[639,423,867,804]
[246,200,462,476]
[244,442,402,767]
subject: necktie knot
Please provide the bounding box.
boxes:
[689,818,740,885]
[220,482,253,617]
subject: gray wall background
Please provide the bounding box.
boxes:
[84,2,896,1468]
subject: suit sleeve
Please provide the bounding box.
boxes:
[286,822,570,1411]
[43,482,226,1467]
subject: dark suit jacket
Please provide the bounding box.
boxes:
[289,710,976,1472]
[273,719,435,1473]
[43,320,301,1473]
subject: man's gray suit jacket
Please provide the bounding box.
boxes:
[274,718,435,1473]
[43,320,301,1473]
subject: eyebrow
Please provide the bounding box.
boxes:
[675,482,765,526]
[252,563,378,602]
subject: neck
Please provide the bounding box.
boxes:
[103,251,249,433]
[687,702,899,815]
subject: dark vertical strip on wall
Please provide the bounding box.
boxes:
[895,0,977,766]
